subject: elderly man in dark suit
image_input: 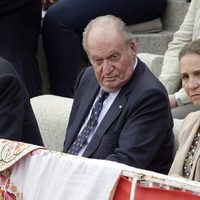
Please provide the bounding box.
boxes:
[63,15,174,174]
[0,57,43,146]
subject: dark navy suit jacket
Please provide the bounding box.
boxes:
[0,57,43,146]
[64,58,174,174]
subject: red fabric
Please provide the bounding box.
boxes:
[113,176,200,200]
[113,176,131,200]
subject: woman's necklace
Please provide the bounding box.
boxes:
[183,129,200,177]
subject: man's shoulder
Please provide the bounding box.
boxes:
[136,59,167,92]
[74,66,98,96]
[81,66,94,76]
[78,66,96,84]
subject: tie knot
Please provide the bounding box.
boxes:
[99,89,109,101]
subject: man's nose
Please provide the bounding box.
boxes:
[102,60,112,74]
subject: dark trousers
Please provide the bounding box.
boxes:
[42,0,167,98]
[0,0,42,97]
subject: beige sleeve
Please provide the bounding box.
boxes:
[159,0,197,96]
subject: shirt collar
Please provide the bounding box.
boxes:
[133,57,138,70]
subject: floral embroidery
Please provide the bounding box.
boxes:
[0,170,23,200]
[0,139,41,200]
[0,139,43,172]
[0,141,29,163]
[31,149,65,158]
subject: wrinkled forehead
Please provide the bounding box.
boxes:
[87,27,125,50]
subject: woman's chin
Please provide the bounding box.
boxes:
[192,100,200,107]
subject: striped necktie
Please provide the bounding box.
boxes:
[67,89,108,155]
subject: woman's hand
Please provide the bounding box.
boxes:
[169,94,178,109]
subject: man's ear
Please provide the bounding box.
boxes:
[130,41,136,57]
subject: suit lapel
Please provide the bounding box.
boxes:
[76,85,99,130]
[82,93,127,157]
[65,79,100,151]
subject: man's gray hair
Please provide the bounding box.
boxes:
[82,15,134,53]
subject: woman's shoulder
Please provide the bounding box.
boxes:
[185,110,200,120]
[180,111,200,130]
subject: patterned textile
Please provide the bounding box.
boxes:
[0,139,44,172]
[0,140,200,200]
[0,169,23,200]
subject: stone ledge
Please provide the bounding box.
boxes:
[133,31,174,54]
